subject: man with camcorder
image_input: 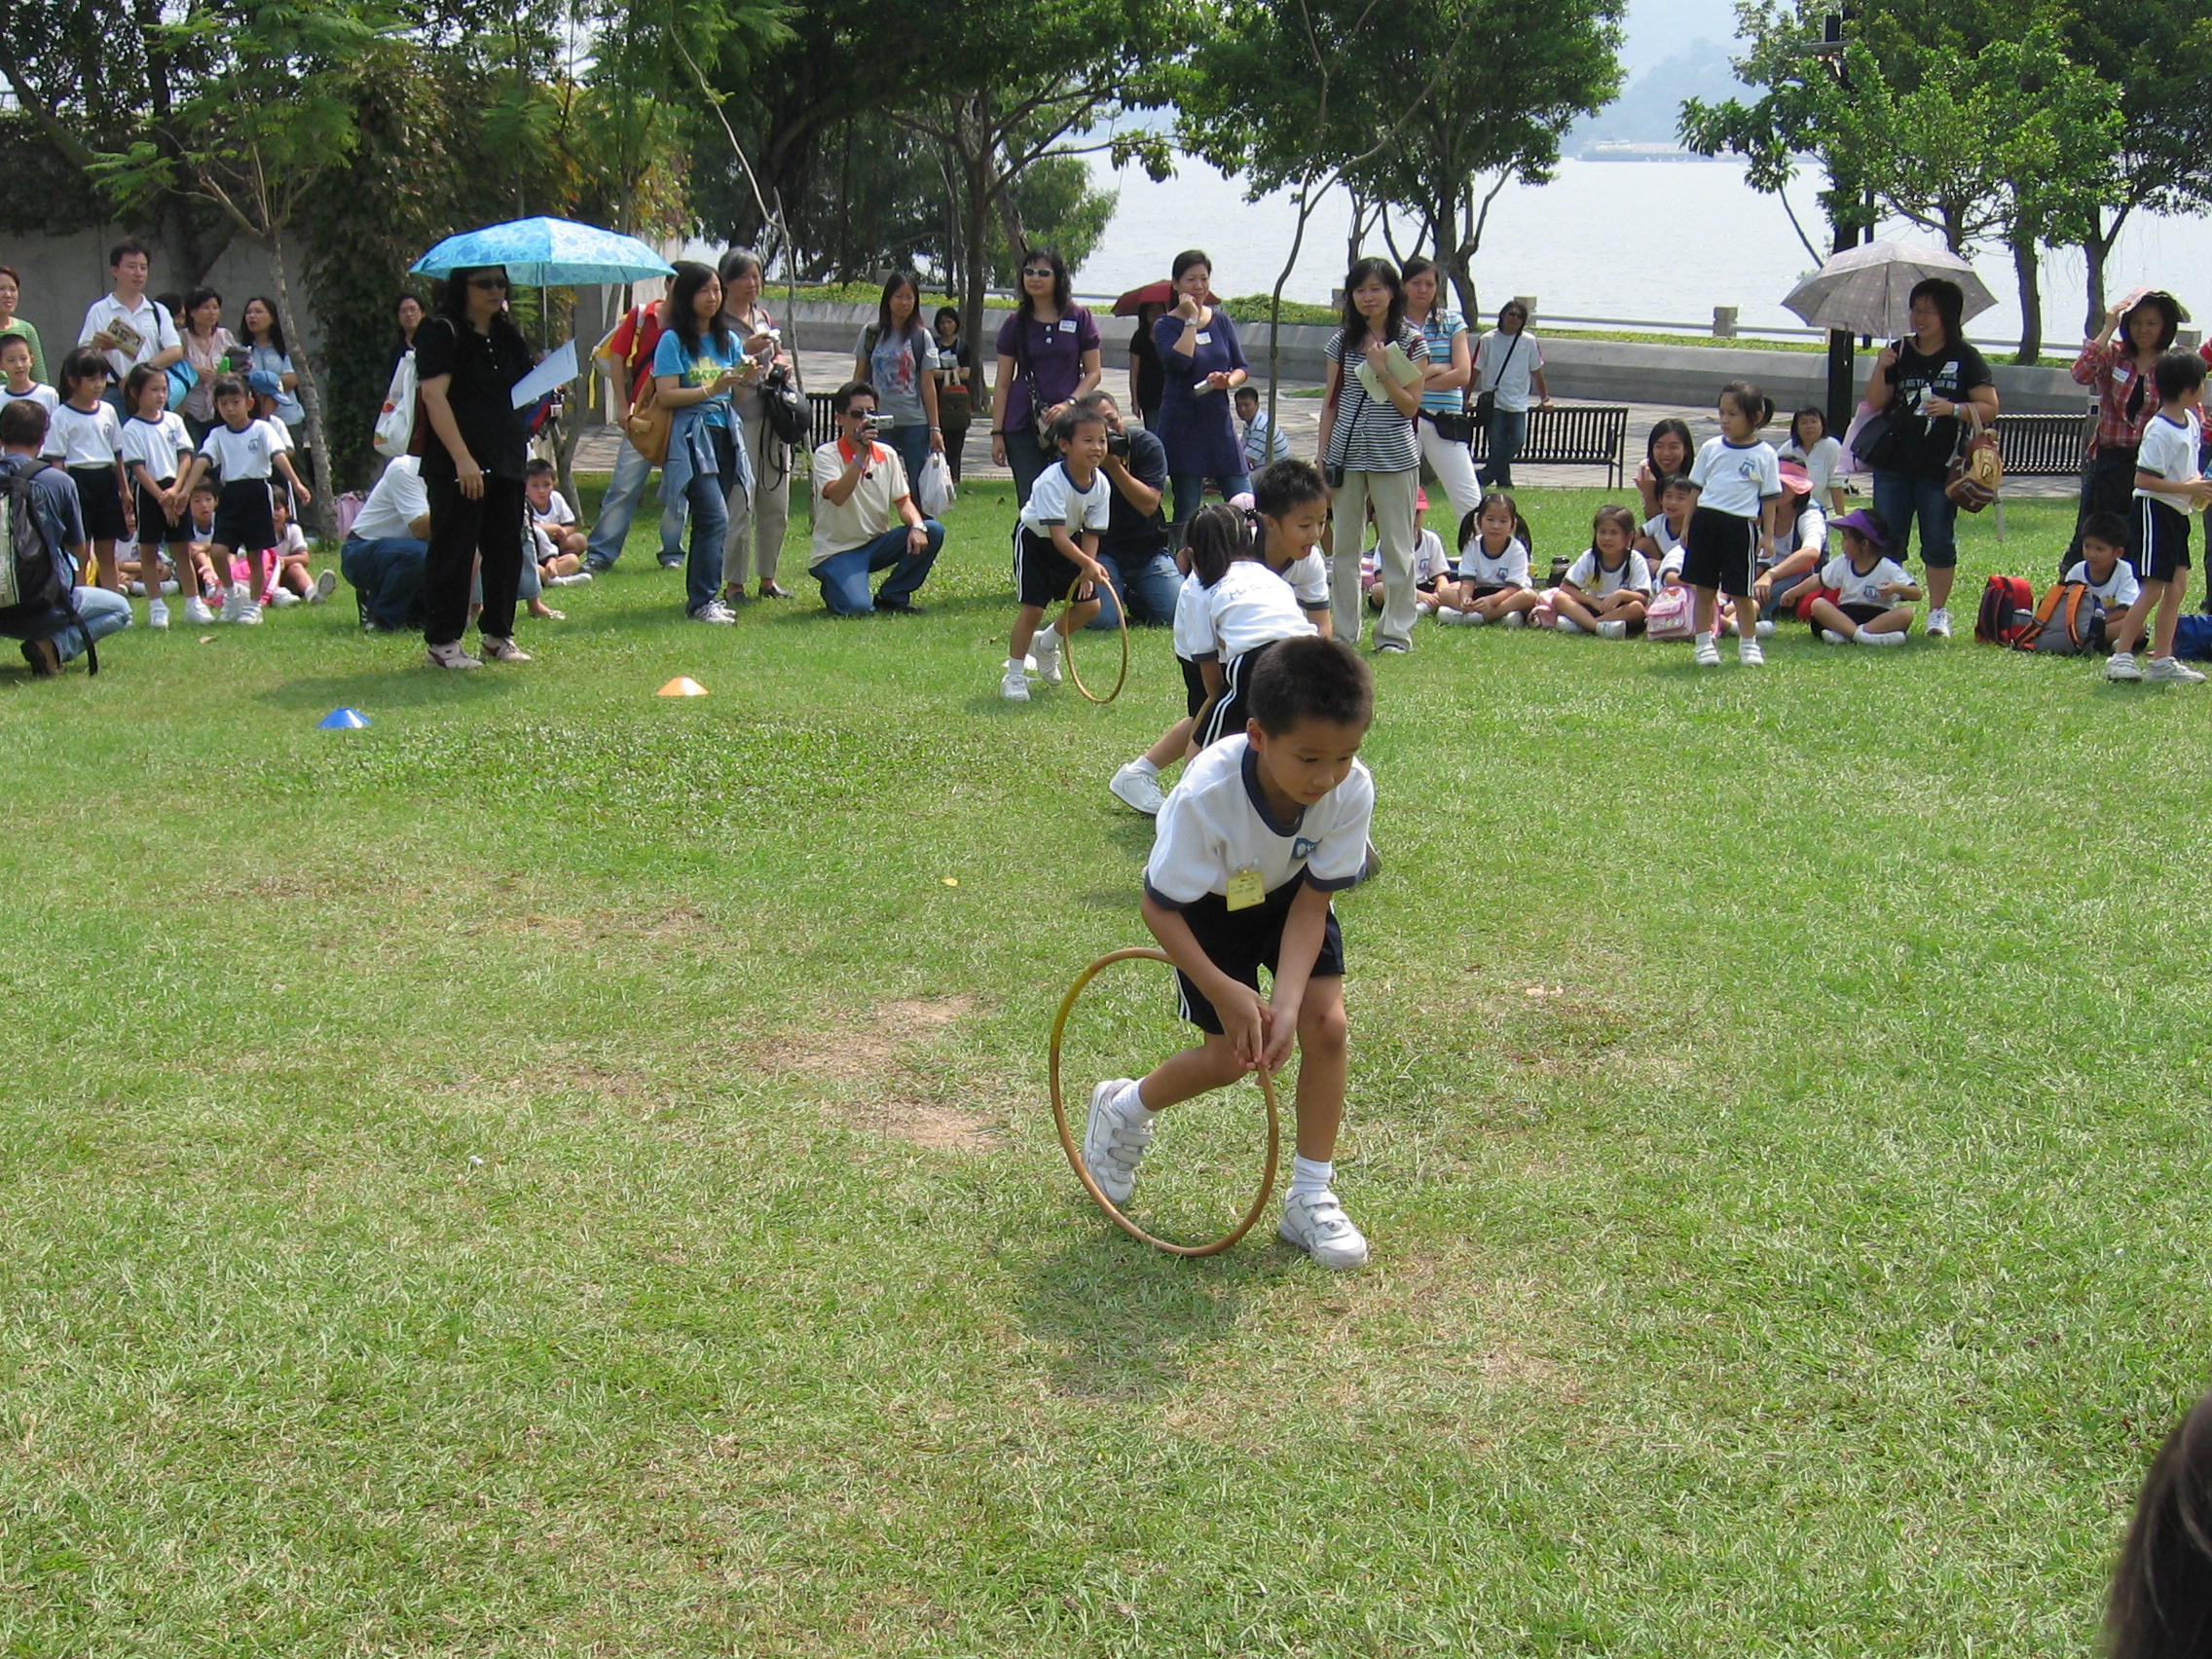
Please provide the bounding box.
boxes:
[807,381,942,616]
[1075,391,1181,629]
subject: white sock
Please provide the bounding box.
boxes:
[1290,1155,1333,1199]
[1131,756,1160,778]
[1113,1079,1154,1122]
[1006,655,1025,672]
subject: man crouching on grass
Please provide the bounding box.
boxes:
[1085,635,1377,1269]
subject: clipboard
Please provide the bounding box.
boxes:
[1351,342,1422,405]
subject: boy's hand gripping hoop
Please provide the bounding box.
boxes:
[1060,572,1128,704]
[1047,947,1280,1258]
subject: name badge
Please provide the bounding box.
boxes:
[1058,319,1076,334]
[1196,332,1212,345]
[1225,866,1266,911]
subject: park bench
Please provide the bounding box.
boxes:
[1467,403,1630,487]
[1991,409,2092,538]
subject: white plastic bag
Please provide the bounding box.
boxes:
[372,349,417,459]
[915,450,956,518]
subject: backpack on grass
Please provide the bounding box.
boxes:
[2014,581,2102,655]
[0,459,99,675]
[2173,612,2212,661]
[1974,573,2036,646]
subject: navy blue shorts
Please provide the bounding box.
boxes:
[1171,878,1346,1035]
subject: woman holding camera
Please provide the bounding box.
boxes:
[717,247,794,600]
[1150,248,1251,535]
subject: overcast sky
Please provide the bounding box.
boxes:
[1620,0,1748,74]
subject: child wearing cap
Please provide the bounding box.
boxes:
[1800,506,1917,645]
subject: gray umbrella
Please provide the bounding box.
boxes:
[1783,240,1999,340]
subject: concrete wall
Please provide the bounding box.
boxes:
[3,222,312,364]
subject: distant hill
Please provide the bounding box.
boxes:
[1571,38,1751,148]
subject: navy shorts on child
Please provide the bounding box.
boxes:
[1143,733,1374,1034]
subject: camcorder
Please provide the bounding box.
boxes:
[1106,431,1131,460]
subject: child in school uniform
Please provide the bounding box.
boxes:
[1110,462,1330,815]
[2108,350,2212,683]
[1002,404,1111,701]
[2064,511,2140,637]
[1085,635,1378,1269]
[1800,507,1915,645]
[45,349,131,591]
[1778,406,1847,516]
[1543,504,1654,637]
[258,493,336,607]
[1183,497,1322,748]
[1637,473,1695,588]
[118,363,201,627]
[1682,380,1781,666]
[526,458,591,582]
[175,375,313,625]
[1,336,57,418]
[1433,491,1538,625]
[1367,521,1451,612]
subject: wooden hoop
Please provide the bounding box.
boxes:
[1047,946,1280,1258]
[1059,572,1128,704]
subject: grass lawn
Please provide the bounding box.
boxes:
[4,480,2209,1656]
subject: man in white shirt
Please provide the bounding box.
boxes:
[808,381,942,615]
[78,240,183,397]
[341,456,430,631]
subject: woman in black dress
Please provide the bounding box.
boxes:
[416,266,537,668]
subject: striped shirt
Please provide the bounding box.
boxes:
[1324,325,1425,475]
[1416,310,1468,416]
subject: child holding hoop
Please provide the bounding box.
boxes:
[1086,636,1378,1270]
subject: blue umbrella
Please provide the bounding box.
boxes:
[410,216,675,287]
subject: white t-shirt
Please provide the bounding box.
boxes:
[1144,733,1375,909]
[1281,547,1330,610]
[1472,329,1544,414]
[1641,512,1686,555]
[1361,528,1450,586]
[1774,502,1826,560]
[1779,434,1844,498]
[532,491,576,527]
[1689,436,1782,519]
[1189,558,1318,663]
[2062,558,2141,610]
[78,292,181,382]
[199,420,283,482]
[1819,552,1913,610]
[1018,461,1113,537]
[120,412,191,484]
[2135,410,2203,503]
[1171,571,1208,662]
[2,383,59,415]
[267,522,310,559]
[1566,547,1655,597]
[1455,534,1530,588]
[44,401,122,468]
[810,438,912,564]
[350,455,427,542]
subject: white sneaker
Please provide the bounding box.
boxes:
[267,587,300,607]
[1109,761,1164,816]
[1925,607,1953,638]
[690,600,738,624]
[1278,1189,1370,1271]
[478,635,532,662]
[1000,662,1030,702]
[1031,625,1062,686]
[1435,606,1480,626]
[1738,638,1764,666]
[236,598,263,625]
[309,569,338,605]
[1723,616,1741,637]
[1856,628,1907,647]
[2146,655,2207,683]
[219,581,251,623]
[160,579,180,596]
[1082,1080,1152,1205]
[1500,611,1526,628]
[182,596,216,626]
[2106,651,2143,682]
[1554,615,1585,634]
[424,641,482,669]
[549,572,592,586]
[1415,600,1435,618]
[1693,638,1721,667]
[1756,619,1776,639]
[1596,619,1628,640]
[1821,628,1850,645]
[147,598,169,631]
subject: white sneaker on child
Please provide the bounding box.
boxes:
[1278,1190,1370,1271]
[1554,615,1585,634]
[147,599,169,631]
[1000,661,1031,701]
[1109,761,1164,816]
[1738,638,1764,666]
[236,598,264,625]
[220,581,251,623]
[1031,625,1062,686]
[1693,638,1721,667]
[1756,619,1776,638]
[1596,619,1628,640]
[1500,611,1526,628]
[2106,652,2143,682]
[1435,606,1480,626]
[309,569,338,605]
[1082,1080,1152,1205]
[1822,628,1849,645]
[268,588,300,607]
[183,597,216,626]
[1415,600,1436,617]
[1856,628,1907,647]
[2146,655,2207,683]
[1925,607,1953,638]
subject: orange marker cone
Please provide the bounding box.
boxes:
[656,677,709,697]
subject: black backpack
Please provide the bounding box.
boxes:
[758,362,807,448]
[0,459,99,674]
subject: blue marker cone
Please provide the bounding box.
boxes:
[317,707,372,729]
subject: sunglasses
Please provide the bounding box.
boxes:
[468,276,510,291]
[1021,267,1054,279]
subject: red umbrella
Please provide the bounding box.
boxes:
[1112,279,1221,316]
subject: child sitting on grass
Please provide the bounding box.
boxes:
[2107,350,2212,684]
[259,493,336,608]
[1638,473,1695,587]
[1433,491,1537,626]
[1802,507,1915,645]
[526,458,591,584]
[2063,511,2139,636]
[1086,635,1377,1270]
[1542,504,1653,637]
[1002,403,1111,702]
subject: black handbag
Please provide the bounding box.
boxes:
[1427,409,1477,445]
[1851,341,1911,471]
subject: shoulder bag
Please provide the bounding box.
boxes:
[1944,404,2001,513]
[623,371,671,466]
[1849,341,1911,472]
[1472,328,1523,427]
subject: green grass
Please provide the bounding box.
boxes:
[4,482,2207,1655]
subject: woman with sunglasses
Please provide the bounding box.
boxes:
[416,266,539,668]
[1472,300,1550,489]
[990,247,1103,505]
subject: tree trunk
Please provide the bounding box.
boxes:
[2078,207,2129,339]
[2009,226,2043,365]
[1436,189,1475,321]
[957,109,995,419]
[263,224,335,541]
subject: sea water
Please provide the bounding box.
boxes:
[1073,153,2212,350]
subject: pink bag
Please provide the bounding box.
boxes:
[1642,584,1698,641]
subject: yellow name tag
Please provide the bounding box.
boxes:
[1226,866,1266,911]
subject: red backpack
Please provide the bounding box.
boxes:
[1974,574,2036,646]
